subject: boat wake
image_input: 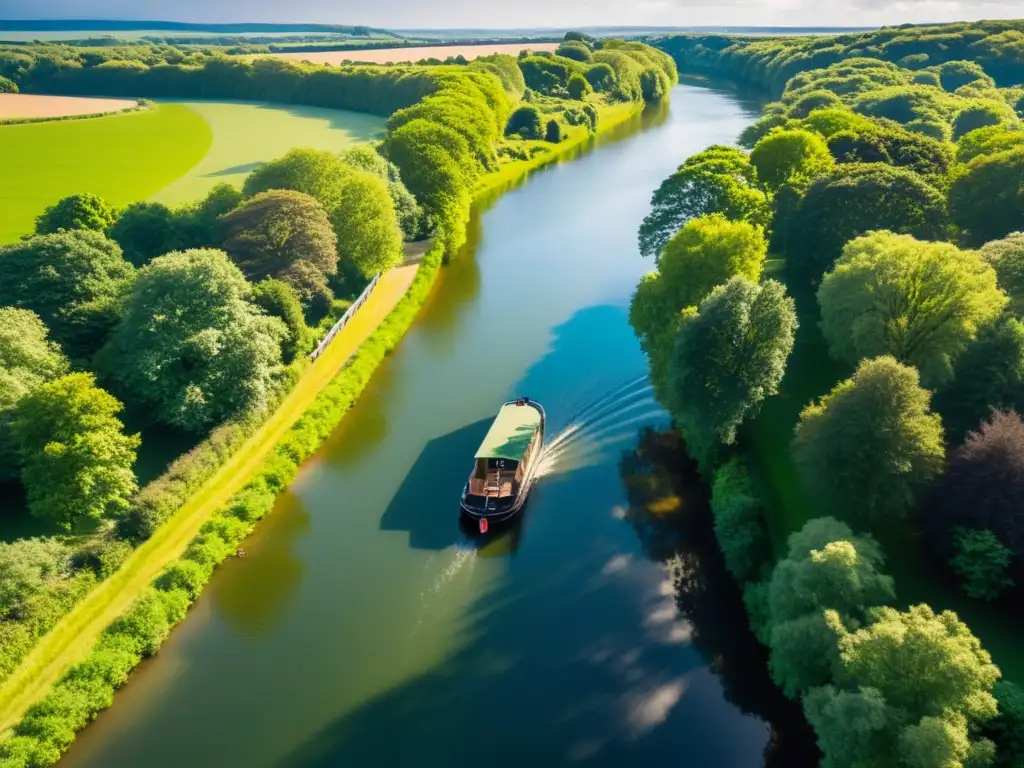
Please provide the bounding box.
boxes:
[536,376,666,478]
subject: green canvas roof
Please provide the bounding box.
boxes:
[475,403,542,462]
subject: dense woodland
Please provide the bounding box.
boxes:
[0,36,676,766]
[627,19,1024,768]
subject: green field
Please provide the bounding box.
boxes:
[150,101,385,205]
[0,104,212,243]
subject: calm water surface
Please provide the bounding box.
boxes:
[63,82,811,767]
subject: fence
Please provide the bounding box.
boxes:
[308,271,381,362]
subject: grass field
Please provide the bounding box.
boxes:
[269,41,559,65]
[0,104,211,243]
[745,259,1024,684]
[151,101,384,205]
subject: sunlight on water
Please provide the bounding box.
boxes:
[536,376,665,478]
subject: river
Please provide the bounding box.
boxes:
[62,81,818,767]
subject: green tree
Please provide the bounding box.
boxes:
[956,126,1024,164]
[0,230,134,362]
[630,215,768,401]
[219,190,338,295]
[557,42,592,63]
[818,231,1007,387]
[710,457,771,584]
[567,72,592,99]
[840,604,999,733]
[765,516,894,698]
[0,308,69,481]
[950,528,1014,601]
[793,356,945,526]
[102,250,285,432]
[242,148,349,213]
[803,685,890,768]
[979,232,1024,314]
[935,318,1024,441]
[331,168,405,277]
[668,277,797,465]
[35,193,117,235]
[585,62,616,92]
[950,147,1024,245]
[252,279,305,363]
[0,538,70,620]
[107,201,179,268]
[954,104,1007,140]
[750,128,834,191]
[505,104,544,139]
[382,122,471,219]
[637,145,770,260]
[0,75,18,93]
[338,146,422,241]
[545,118,562,143]
[987,681,1024,767]
[788,163,948,281]
[11,373,139,530]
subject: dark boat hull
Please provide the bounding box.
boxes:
[460,400,545,525]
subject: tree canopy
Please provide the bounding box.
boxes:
[793,356,945,527]
[629,214,767,402]
[921,410,1024,588]
[0,230,134,362]
[107,201,180,268]
[935,318,1024,441]
[818,231,1006,387]
[102,249,285,432]
[242,148,350,213]
[979,232,1024,314]
[220,189,338,296]
[786,163,948,281]
[330,167,405,278]
[668,276,797,466]
[950,146,1024,245]
[35,193,117,236]
[637,145,770,260]
[750,128,834,191]
[0,538,70,621]
[11,373,139,530]
[251,278,305,364]
[338,145,422,241]
[0,308,69,481]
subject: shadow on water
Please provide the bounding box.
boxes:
[619,429,821,768]
[379,418,490,551]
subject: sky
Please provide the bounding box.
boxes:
[3,0,1024,31]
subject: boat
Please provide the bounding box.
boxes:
[460,397,546,532]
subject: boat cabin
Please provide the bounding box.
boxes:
[467,402,543,501]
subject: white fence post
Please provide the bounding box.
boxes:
[308,272,382,361]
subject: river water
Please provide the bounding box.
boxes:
[63,82,816,767]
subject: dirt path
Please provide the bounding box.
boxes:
[0,262,420,732]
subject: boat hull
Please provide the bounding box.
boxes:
[460,399,545,526]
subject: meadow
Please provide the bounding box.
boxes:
[270,41,559,65]
[151,101,384,205]
[0,104,211,242]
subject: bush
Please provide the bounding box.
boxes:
[0,75,18,93]
[567,72,592,99]
[154,560,207,599]
[950,528,1014,601]
[710,458,770,583]
[505,104,543,139]
[585,62,616,92]
[953,104,1007,139]
[544,119,562,143]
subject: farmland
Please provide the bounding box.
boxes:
[0,94,137,120]
[0,104,211,242]
[269,41,559,65]
[151,101,384,205]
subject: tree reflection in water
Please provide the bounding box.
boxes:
[618,427,820,768]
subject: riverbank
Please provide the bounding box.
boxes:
[0,93,656,753]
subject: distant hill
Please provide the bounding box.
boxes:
[0,19,394,36]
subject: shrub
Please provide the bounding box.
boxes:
[154,560,207,599]
[544,119,562,143]
[0,75,18,93]
[950,528,1014,601]
[953,104,1007,139]
[505,105,543,139]
[567,72,592,99]
[710,458,770,583]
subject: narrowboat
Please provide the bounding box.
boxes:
[460,397,546,532]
